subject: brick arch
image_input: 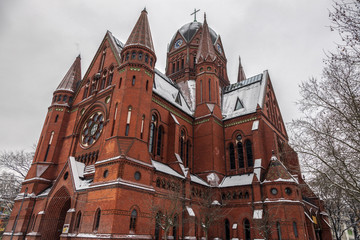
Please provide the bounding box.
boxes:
[41,186,71,240]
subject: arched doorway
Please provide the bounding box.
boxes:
[41,187,71,240]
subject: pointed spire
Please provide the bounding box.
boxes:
[264,155,294,182]
[56,55,81,92]
[196,13,217,63]
[237,56,246,82]
[124,9,154,52]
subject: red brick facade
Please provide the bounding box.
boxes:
[3,10,332,240]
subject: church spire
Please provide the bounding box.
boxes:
[124,9,155,52]
[237,55,246,82]
[196,13,217,63]
[55,55,81,92]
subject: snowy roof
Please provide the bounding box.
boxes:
[219,173,254,187]
[190,174,209,186]
[152,160,185,179]
[69,157,92,190]
[222,72,268,120]
[153,69,193,115]
[263,155,298,184]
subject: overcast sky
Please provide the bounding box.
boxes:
[0,0,340,152]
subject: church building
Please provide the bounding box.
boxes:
[4,9,332,240]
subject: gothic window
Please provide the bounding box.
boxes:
[145,54,149,63]
[173,215,178,240]
[244,191,249,199]
[186,140,190,167]
[131,51,136,60]
[125,106,132,136]
[129,209,137,231]
[99,49,106,71]
[225,219,230,240]
[119,77,122,89]
[181,59,184,69]
[229,143,235,169]
[111,103,118,137]
[193,56,196,68]
[180,130,185,160]
[132,76,136,86]
[101,77,106,90]
[200,80,203,103]
[69,97,73,104]
[93,208,101,231]
[63,95,68,102]
[237,135,244,168]
[126,52,130,61]
[293,221,298,237]
[75,211,82,231]
[107,73,113,86]
[44,131,54,162]
[209,79,211,101]
[83,82,89,99]
[58,95,62,101]
[277,222,282,240]
[156,125,163,156]
[244,219,251,240]
[140,115,145,139]
[138,52,143,60]
[55,115,59,123]
[146,80,149,91]
[148,114,157,153]
[172,63,175,73]
[150,58,153,67]
[245,140,253,167]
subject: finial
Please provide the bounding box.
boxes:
[239,55,241,64]
[190,8,200,22]
[143,7,147,13]
[204,12,207,21]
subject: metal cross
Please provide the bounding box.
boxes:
[191,8,200,22]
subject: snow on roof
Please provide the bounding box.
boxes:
[186,206,195,216]
[177,80,196,111]
[190,174,209,186]
[37,187,51,197]
[222,72,268,120]
[253,158,262,181]
[219,173,253,187]
[69,157,92,190]
[153,70,193,116]
[152,160,185,179]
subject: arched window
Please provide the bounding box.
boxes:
[129,209,137,231]
[132,76,136,86]
[99,49,106,71]
[225,219,230,240]
[209,79,211,101]
[100,77,106,90]
[237,139,244,168]
[63,95,68,102]
[172,63,175,73]
[145,54,149,63]
[176,61,179,71]
[126,52,130,61]
[229,143,235,169]
[181,59,184,69]
[125,106,132,136]
[107,73,113,86]
[119,77,122,89]
[138,52,143,61]
[58,95,62,101]
[55,115,59,123]
[245,140,253,167]
[155,212,161,240]
[186,140,190,167]
[156,125,163,156]
[173,215,178,240]
[293,221,298,237]
[44,131,54,162]
[75,211,82,231]
[140,115,145,139]
[148,115,157,153]
[277,222,282,240]
[244,219,251,240]
[83,82,89,99]
[93,208,101,231]
[180,130,185,160]
[131,51,136,60]
[200,80,203,103]
[150,58,153,67]
[146,80,149,91]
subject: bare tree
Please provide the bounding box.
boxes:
[253,206,281,240]
[290,0,360,203]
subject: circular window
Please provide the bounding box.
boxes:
[134,171,141,181]
[285,187,292,195]
[81,112,104,147]
[64,172,69,180]
[236,135,242,141]
[271,188,278,195]
[103,170,109,178]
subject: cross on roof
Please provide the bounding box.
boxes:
[191,8,200,22]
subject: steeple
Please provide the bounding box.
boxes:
[124,9,155,53]
[237,56,246,82]
[196,13,217,63]
[55,55,81,92]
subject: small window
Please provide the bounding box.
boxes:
[93,209,101,231]
[293,221,298,237]
[138,52,143,60]
[172,63,175,73]
[181,59,184,69]
[130,209,137,231]
[58,95,62,101]
[146,80,149,91]
[103,170,109,178]
[63,95,68,102]
[134,171,141,180]
[245,140,253,167]
[150,58,153,67]
[235,98,244,110]
[126,52,130,61]
[285,187,292,195]
[119,77,122,89]
[145,54,149,63]
[107,73,113,86]
[132,76,136,86]
[55,115,59,123]
[175,93,182,105]
[132,51,136,60]
[277,222,282,240]
[229,143,235,169]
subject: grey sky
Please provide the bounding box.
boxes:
[0,0,340,151]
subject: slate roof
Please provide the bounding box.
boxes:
[56,55,81,92]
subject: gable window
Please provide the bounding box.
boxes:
[83,82,89,99]
[235,98,244,110]
[149,114,157,153]
[245,140,253,167]
[175,93,182,105]
[229,143,235,169]
[93,208,101,231]
[129,209,137,231]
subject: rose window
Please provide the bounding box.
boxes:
[81,112,104,147]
